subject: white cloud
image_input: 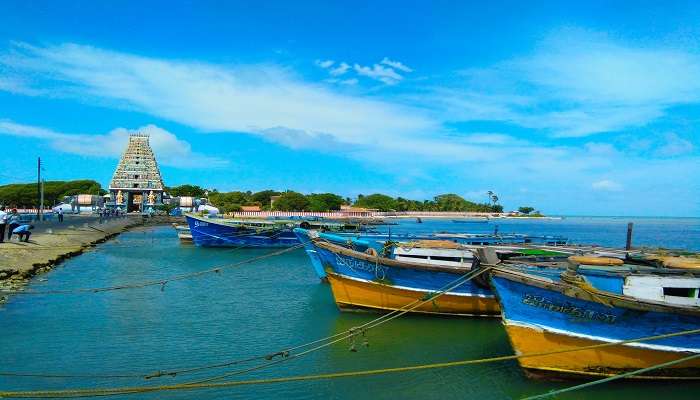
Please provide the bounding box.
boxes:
[447,30,700,138]
[584,142,618,156]
[459,133,525,145]
[656,132,694,157]
[591,179,622,191]
[2,42,699,215]
[380,57,413,73]
[0,43,435,146]
[521,33,700,105]
[317,58,410,85]
[0,120,227,168]
[258,126,347,150]
[329,62,350,76]
[353,63,404,85]
[315,59,334,69]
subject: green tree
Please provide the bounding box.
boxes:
[208,191,252,213]
[518,206,535,214]
[272,191,310,211]
[307,193,344,211]
[434,194,468,211]
[251,190,281,209]
[167,184,206,198]
[0,180,103,207]
[354,193,397,211]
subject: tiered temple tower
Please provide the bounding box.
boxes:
[109,133,165,212]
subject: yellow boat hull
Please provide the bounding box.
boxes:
[326,272,500,317]
[506,323,700,379]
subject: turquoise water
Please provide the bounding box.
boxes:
[386,216,700,251]
[1,217,699,399]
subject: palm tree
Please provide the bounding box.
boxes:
[491,194,499,205]
[487,191,493,205]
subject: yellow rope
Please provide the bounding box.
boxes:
[0,266,486,386]
[521,352,700,400]
[1,244,305,295]
[2,328,698,398]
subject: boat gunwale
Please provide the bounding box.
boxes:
[184,213,361,229]
[313,237,473,274]
[489,265,700,316]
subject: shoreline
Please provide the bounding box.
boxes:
[0,215,181,303]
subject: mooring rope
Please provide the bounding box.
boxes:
[0,244,305,295]
[0,263,487,383]
[1,328,698,398]
[520,352,700,400]
[182,267,490,386]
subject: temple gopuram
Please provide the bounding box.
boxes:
[108,133,165,212]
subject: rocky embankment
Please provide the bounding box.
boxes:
[0,215,181,303]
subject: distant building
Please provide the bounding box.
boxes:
[340,205,373,212]
[241,205,262,212]
[108,133,165,212]
[269,195,281,208]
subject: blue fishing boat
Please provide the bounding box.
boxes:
[487,258,700,379]
[296,229,501,316]
[185,214,367,248]
[294,228,570,280]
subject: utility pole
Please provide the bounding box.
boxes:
[40,179,45,221]
[37,157,42,221]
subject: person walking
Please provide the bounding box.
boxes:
[11,224,34,242]
[57,207,64,223]
[7,209,20,241]
[0,206,7,243]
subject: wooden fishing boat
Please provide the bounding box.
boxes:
[184,214,367,248]
[298,229,501,316]
[486,260,700,379]
[293,228,571,280]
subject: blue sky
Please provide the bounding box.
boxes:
[0,1,698,216]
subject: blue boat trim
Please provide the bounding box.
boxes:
[328,272,496,298]
[506,320,700,353]
[490,269,700,354]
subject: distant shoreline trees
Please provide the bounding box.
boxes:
[0,180,104,207]
[166,184,511,213]
[0,181,530,214]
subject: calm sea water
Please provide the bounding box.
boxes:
[1,217,699,399]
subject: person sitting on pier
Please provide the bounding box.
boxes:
[11,224,35,242]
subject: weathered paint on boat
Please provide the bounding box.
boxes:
[326,271,499,316]
[309,236,499,316]
[293,228,570,280]
[490,267,700,379]
[186,214,298,247]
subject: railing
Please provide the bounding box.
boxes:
[231,211,375,218]
[376,211,496,217]
[228,210,501,218]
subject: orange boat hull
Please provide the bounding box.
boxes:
[326,272,499,317]
[506,323,700,379]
